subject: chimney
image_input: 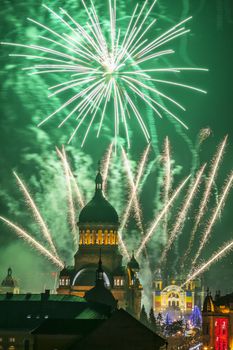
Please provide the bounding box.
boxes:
[41,289,50,301]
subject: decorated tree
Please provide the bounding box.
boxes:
[190,305,202,328]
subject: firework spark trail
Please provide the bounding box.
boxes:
[182,136,228,265]
[2,1,207,145]
[121,146,145,232]
[163,137,172,201]
[13,171,59,258]
[159,164,206,265]
[139,156,161,192]
[102,142,114,194]
[58,146,78,249]
[163,137,172,243]
[0,216,64,269]
[136,174,191,258]
[182,238,233,286]
[198,128,211,146]
[119,145,151,236]
[191,171,233,269]
[56,147,85,208]
[117,232,130,261]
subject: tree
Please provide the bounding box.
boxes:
[140,304,149,327]
[190,305,202,328]
[156,312,163,325]
[149,307,157,332]
[165,312,172,326]
[164,312,173,336]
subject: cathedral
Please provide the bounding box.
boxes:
[57,168,142,318]
[153,269,204,319]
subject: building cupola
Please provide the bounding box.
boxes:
[78,165,119,227]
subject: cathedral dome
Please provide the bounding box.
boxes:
[203,293,215,312]
[78,170,119,226]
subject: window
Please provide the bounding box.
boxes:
[27,315,31,319]
[9,338,15,343]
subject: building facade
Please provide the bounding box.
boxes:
[153,269,204,319]
[202,291,233,350]
[57,169,142,318]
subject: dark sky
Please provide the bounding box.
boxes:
[0,0,233,295]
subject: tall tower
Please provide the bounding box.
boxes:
[57,168,142,318]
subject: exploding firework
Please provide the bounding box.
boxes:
[0,138,232,290]
[0,216,63,269]
[191,171,233,269]
[2,1,207,146]
[182,136,228,266]
[159,163,206,265]
[57,146,78,249]
[136,174,191,258]
[57,147,85,209]
[13,171,59,258]
[183,238,233,286]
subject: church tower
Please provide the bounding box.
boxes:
[57,167,142,318]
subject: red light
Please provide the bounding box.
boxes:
[214,317,229,350]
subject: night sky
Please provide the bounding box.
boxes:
[0,0,233,298]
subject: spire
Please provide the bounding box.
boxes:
[96,249,104,284]
[85,251,117,309]
[95,161,103,192]
[8,267,12,277]
[128,251,140,271]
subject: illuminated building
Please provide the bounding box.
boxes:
[202,290,233,350]
[153,269,204,319]
[57,168,142,318]
[0,268,19,294]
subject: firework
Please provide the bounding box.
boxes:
[191,171,233,268]
[59,146,78,249]
[56,147,85,209]
[1,139,232,286]
[183,136,228,264]
[136,174,191,258]
[162,136,172,242]
[159,163,206,264]
[2,1,207,145]
[0,216,64,269]
[198,128,211,146]
[13,171,58,258]
[102,142,114,194]
[121,146,144,232]
[183,238,233,286]
[119,144,150,237]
